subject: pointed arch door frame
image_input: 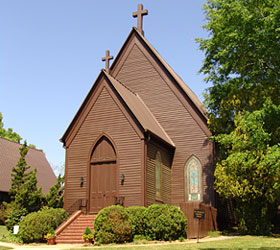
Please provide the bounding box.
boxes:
[86,133,119,213]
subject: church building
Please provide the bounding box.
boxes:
[60,4,215,234]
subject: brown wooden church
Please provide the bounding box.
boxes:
[58,4,216,242]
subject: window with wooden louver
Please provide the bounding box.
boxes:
[155,151,162,200]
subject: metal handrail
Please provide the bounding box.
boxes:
[65,199,88,215]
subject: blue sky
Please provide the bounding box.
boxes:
[0,0,209,174]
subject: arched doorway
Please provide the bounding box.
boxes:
[88,136,117,213]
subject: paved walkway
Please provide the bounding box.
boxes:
[0,236,236,249]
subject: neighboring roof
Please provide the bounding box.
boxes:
[0,138,57,194]
[103,70,175,147]
[110,27,208,121]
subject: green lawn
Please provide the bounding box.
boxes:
[0,226,9,242]
[0,225,21,244]
[0,247,12,250]
[68,236,280,250]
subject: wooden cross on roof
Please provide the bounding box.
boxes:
[102,50,114,72]
[132,4,148,35]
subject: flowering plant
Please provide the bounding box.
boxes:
[82,226,94,241]
[44,228,56,239]
[82,233,94,240]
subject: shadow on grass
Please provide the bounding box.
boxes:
[202,249,279,250]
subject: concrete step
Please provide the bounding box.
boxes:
[56,211,96,244]
[56,239,86,244]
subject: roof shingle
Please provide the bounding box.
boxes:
[0,138,57,194]
[104,70,175,147]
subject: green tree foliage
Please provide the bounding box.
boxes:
[214,101,280,234]
[45,174,64,208]
[9,141,31,200]
[7,142,44,231]
[14,168,44,213]
[197,0,280,233]
[0,112,21,143]
[197,0,280,136]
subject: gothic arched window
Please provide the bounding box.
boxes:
[184,156,202,201]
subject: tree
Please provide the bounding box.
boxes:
[197,0,280,233]
[197,0,280,136]
[6,142,43,231]
[0,112,21,143]
[45,174,64,208]
[214,100,280,234]
[9,141,30,200]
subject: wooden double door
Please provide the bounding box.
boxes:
[89,137,117,213]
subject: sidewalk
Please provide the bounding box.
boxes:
[0,236,236,249]
[0,241,85,250]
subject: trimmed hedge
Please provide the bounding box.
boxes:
[94,204,187,244]
[18,207,68,243]
[94,205,132,244]
[127,206,146,237]
[143,204,187,241]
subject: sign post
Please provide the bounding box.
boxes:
[194,209,205,243]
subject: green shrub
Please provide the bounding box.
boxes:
[83,226,92,235]
[133,234,150,244]
[208,230,222,237]
[17,207,68,243]
[94,205,132,244]
[127,206,146,236]
[143,204,187,241]
[82,226,94,241]
[93,204,187,244]
[0,203,12,226]
[5,204,27,232]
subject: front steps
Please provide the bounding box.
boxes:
[55,210,96,244]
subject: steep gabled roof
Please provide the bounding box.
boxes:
[61,70,175,148]
[0,138,56,194]
[110,27,208,121]
[103,70,175,147]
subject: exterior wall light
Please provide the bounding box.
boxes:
[80,177,84,188]
[121,174,125,185]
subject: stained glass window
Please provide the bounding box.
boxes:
[185,156,202,201]
[155,151,162,200]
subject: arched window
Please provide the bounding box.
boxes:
[155,151,162,200]
[184,156,202,201]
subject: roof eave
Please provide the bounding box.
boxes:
[110,27,208,121]
[145,129,176,150]
[60,71,104,145]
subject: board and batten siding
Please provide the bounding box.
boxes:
[146,142,171,206]
[64,80,143,210]
[112,40,214,206]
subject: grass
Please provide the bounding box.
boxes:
[207,230,223,237]
[67,236,280,250]
[0,225,21,243]
[1,226,280,250]
[0,226,9,242]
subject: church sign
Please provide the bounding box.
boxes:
[194,209,205,219]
